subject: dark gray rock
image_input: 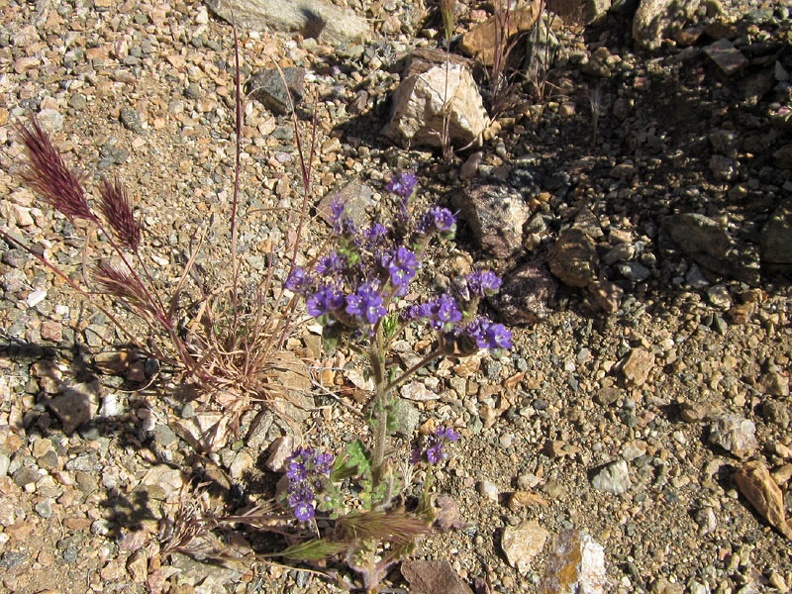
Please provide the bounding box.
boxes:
[453,182,529,258]
[47,381,101,435]
[760,197,792,274]
[247,67,305,115]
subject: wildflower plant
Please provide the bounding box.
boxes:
[272,170,511,590]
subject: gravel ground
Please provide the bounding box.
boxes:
[1,0,791,593]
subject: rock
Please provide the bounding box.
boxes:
[706,285,732,309]
[453,182,529,258]
[459,0,542,66]
[621,348,654,388]
[733,460,792,540]
[703,38,749,75]
[547,0,610,26]
[489,261,558,324]
[616,261,651,282]
[774,144,792,169]
[759,372,789,397]
[508,490,549,511]
[708,155,738,181]
[229,450,254,480]
[548,229,599,288]
[541,529,607,594]
[587,279,624,314]
[632,0,700,50]
[247,67,305,115]
[760,197,792,274]
[317,179,375,230]
[390,398,420,437]
[590,459,632,494]
[401,559,475,594]
[171,411,230,453]
[662,213,760,286]
[265,436,295,472]
[478,480,500,502]
[205,0,370,44]
[382,50,489,150]
[400,382,439,401]
[708,414,758,459]
[47,381,102,435]
[501,520,550,574]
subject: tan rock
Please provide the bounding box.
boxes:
[381,57,489,150]
[621,348,654,388]
[734,460,792,540]
[459,0,542,66]
[502,520,550,574]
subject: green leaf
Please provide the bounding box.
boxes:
[382,312,399,342]
[345,439,371,473]
[330,439,371,482]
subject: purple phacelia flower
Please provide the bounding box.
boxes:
[466,270,502,297]
[419,206,456,234]
[464,317,513,350]
[386,171,418,199]
[362,223,388,245]
[293,501,315,522]
[381,246,420,295]
[329,198,346,225]
[346,282,387,325]
[306,284,345,317]
[413,426,460,465]
[312,452,334,475]
[285,448,335,523]
[434,427,460,442]
[315,252,348,275]
[429,294,462,330]
[285,267,310,292]
[407,302,433,321]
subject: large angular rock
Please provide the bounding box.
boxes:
[542,529,607,594]
[662,213,760,286]
[546,0,611,26]
[47,381,102,435]
[632,0,700,51]
[502,520,550,574]
[205,0,370,44]
[381,50,489,150]
[489,261,558,324]
[547,228,599,288]
[452,182,529,258]
[459,0,542,65]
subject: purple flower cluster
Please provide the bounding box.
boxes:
[345,281,387,325]
[411,427,460,465]
[465,270,502,297]
[462,317,513,350]
[381,246,420,296]
[407,294,463,331]
[285,170,513,352]
[419,206,456,235]
[285,170,463,336]
[285,448,334,522]
[385,171,418,199]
